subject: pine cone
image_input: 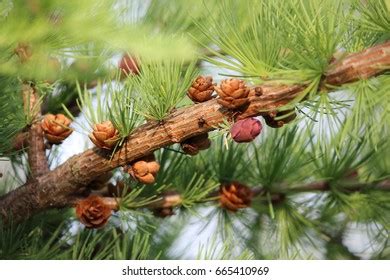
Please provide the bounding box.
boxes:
[230,118,262,143]
[219,182,253,212]
[119,54,140,77]
[127,154,160,184]
[263,109,297,128]
[41,114,73,144]
[89,121,120,150]
[75,195,113,229]
[187,76,215,103]
[153,207,175,218]
[215,79,250,109]
[14,42,33,63]
[180,133,211,156]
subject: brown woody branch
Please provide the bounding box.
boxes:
[0,42,389,224]
[95,179,390,211]
[286,180,390,193]
[13,132,29,150]
[22,84,49,178]
[12,132,52,151]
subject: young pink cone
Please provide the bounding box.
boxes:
[230,118,262,143]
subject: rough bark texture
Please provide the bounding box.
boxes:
[325,41,390,85]
[23,84,49,178]
[28,123,49,178]
[1,42,390,224]
[13,132,29,150]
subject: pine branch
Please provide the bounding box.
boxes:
[287,180,390,193]
[0,42,389,224]
[239,41,390,119]
[12,132,28,150]
[325,41,390,85]
[23,84,49,178]
[79,179,390,212]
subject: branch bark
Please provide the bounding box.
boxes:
[22,83,49,178]
[1,42,390,224]
[91,179,390,212]
[27,122,49,178]
[13,132,29,150]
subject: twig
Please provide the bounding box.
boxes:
[12,132,29,150]
[23,83,49,178]
[90,179,390,212]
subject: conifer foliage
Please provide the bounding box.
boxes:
[0,0,389,260]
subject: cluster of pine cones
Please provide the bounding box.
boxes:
[41,73,294,229]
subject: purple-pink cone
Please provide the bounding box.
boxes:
[230,118,262,143]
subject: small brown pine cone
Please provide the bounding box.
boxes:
[153,207,175,218]
[89,121,120,150]
[219,182,253,212]
[215,79,250,109]
[14,42,33,63]
[41,114,73,144]
[187,76,215,103]
[75,195,113,229]
[126,154,160,184]
[180,133,211,156]
[263,109,297,128]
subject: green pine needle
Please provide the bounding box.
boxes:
[132,60,198,121]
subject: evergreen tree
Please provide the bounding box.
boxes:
[0,0,389,260]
